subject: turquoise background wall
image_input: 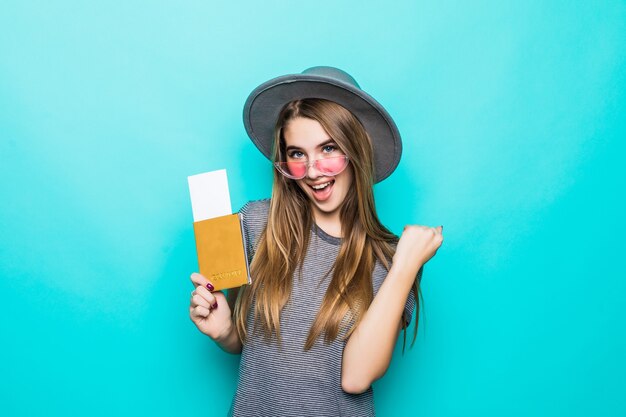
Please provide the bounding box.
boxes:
[1,1,625,416]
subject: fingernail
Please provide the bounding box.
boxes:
[211,302,218,309]
[206,283,214,291]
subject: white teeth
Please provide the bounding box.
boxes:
[311,181,332,190]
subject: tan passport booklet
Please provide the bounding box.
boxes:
[193,213,251,291]
[188,169,251,291]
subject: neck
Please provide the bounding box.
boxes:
[311,206,342,238]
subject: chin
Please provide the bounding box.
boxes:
[312,199,342,215]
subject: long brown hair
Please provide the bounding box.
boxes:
[234,98,420,350]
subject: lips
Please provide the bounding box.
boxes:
[308,179,335,202]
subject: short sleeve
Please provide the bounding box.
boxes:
[403,288,416,327]
[402,267,423,327]
[238,202,254,264]
[238,199,270,264]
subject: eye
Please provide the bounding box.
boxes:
[288,150,305,159]
[322,144,336,153]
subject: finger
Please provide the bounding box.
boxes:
[190,272,208,287]
[190,272,216,292]
[191,305,211,319]
[195,285,219,308]
[191,293,211,309]
[435,225,443,234]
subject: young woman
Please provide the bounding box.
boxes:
[189,66,443,416]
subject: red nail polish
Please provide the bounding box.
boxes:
[206,283,214,291]
[212,302,218,309]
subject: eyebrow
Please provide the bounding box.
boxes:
[285,139,336,152]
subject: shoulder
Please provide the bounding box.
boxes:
[238,199,271,254]
[238,198,271,222]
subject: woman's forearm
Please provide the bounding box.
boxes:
[341,263,420,394]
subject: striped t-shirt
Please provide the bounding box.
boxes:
[228,199,416,417]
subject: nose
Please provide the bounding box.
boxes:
[306,161,321,179]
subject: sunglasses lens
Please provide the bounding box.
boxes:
[275,161,307,179]
[275,156,348,179]
[317,156,348,175]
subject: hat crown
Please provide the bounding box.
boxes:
[243,65,402,183]
[301,66,361,89]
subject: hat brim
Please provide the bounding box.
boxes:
[243,74,402,183]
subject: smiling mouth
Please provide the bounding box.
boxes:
[310,180,333,190]
[307,179,335,201]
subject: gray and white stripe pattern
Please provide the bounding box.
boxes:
[229,199,415,417]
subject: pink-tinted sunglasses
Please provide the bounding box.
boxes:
[274,155,349,180]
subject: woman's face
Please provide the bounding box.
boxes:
[282,117,353,221]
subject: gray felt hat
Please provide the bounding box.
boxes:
[242,66,402,183]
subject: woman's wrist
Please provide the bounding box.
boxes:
[213,320,234,343]
[389,259,423,284]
